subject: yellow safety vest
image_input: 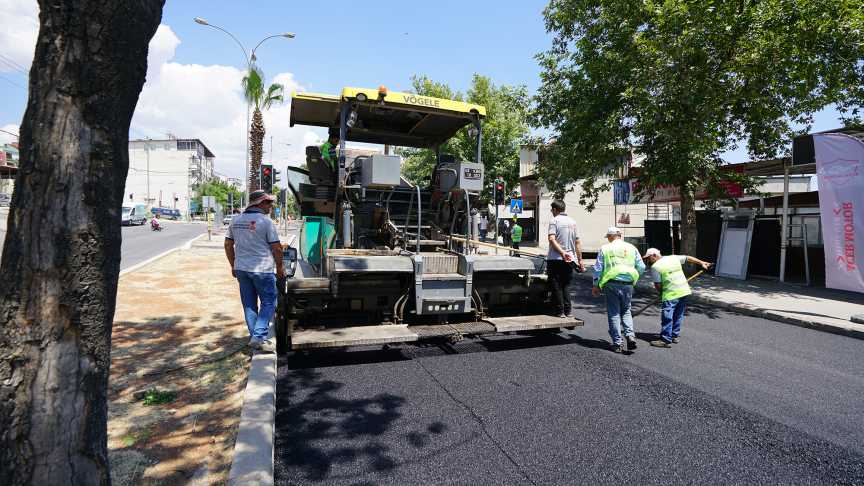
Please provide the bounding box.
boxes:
[511,224,522,242]
[320,141,337,170]
[653,255,692,302]
[597,239,640,289]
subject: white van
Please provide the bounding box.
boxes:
[121,205,147,226]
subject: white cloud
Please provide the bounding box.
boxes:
[129,24,324,180]
[146,25,180,82]
[0,3,323,179]
[0,124,19,144]
[0,0,38,72]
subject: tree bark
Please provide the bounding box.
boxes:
[679,185,698,256]
[0,2,163,484]
[249,108,264,191]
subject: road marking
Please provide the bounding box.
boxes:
[119,232,207,277]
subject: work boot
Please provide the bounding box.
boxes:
[611,343,623,353]
[626,336,637,351]
[650,339,671,348]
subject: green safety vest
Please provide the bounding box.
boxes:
[597,239,640,289]
[652,255,692,302]
[320,141,337,170]
[511,224,522,242]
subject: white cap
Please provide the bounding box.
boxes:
[606,226,622,235]
[644,248,662,259]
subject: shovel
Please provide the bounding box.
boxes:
[631,266,712,317]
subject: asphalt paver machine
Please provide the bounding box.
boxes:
[279,86,583,350]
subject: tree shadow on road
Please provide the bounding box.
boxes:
[275,359,453,484]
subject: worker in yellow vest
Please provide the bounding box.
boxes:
[642,248,711,348]
[592,227,645,353]
[510,217,522,256]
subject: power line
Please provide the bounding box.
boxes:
[0,52,28,73]
[0,58,27,76]
[0,128,19,139]
[0,73,24,89]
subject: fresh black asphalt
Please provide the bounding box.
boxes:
[276,278,864,485]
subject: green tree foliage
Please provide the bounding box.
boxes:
[400,74,531,199]
[535,0,864,252]
[194,179,243,213]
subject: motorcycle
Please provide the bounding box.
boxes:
[150,219,163,232]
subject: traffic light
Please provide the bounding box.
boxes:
[494,179,506,205]
[261,164,273,193]
[273,168,281,183]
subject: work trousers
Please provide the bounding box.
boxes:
[660,297,688,343]
[235,270,277,341]
[604,281,635,345]
[511,241,520,257]
[547,260,574,315]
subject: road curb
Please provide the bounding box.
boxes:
[573,271,864,341]
[226,234,295,485]
[685,294,864,340]
[119,233,206,277]
[228,351,276,486]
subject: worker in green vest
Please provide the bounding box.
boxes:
[642,248,712,348]
[510,217,522,256]
[320,129,339,176]
[592,226,645,353]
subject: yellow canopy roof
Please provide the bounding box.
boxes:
[290,87,486,148]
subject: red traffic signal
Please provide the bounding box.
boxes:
[263,167,272,176]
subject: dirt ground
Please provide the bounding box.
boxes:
[109,244,251,485]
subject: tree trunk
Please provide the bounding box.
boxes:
[679,185,698,256]
[0,2,163,484]
[249,109,264,191]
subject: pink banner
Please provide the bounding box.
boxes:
[814,133,864,293]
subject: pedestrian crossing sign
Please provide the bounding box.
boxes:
[510,198,523,214]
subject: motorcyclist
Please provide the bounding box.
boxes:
[150,215,162,231]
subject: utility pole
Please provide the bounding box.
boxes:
[145,138,151,205]
[187,154,193,221]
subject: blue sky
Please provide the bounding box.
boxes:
[166,0,553,97]
[0,0,850,175]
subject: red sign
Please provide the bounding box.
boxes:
[627,166,743,203]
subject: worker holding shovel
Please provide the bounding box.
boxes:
[641,248,712,348]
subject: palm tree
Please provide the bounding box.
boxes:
[242,65,284,191]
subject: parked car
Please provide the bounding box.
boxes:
[0,193,10,206]
[121,205,147,226]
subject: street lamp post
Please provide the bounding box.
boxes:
[193,17,295,206]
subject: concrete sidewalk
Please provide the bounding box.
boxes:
[578,258,864,339]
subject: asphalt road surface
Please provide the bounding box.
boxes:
[276,278,864,485]
[1,209,205,269]
[120,222,206,270]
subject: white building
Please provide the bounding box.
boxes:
[517,146,647,253]
[216,173,243,191]
[125,138,215,216]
